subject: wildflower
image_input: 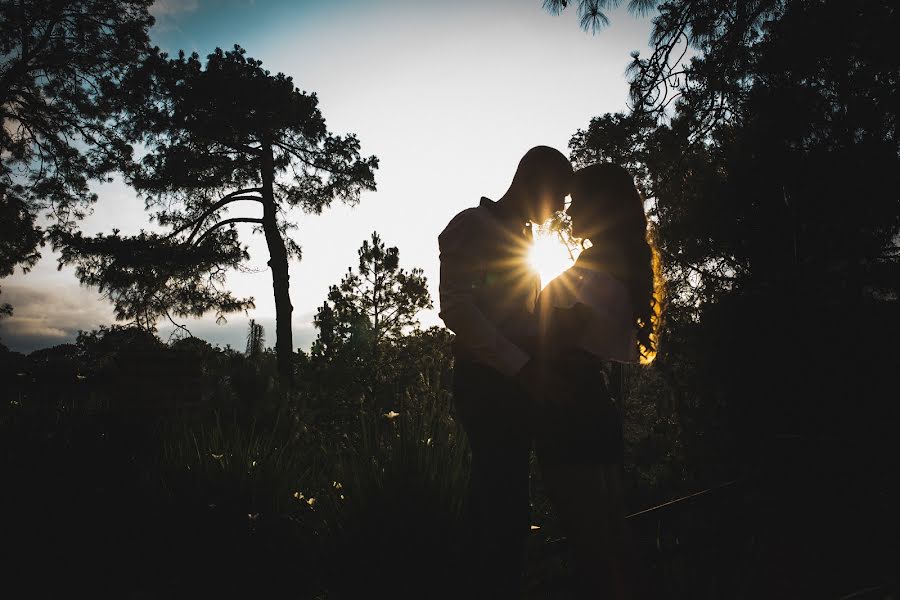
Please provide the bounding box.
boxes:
[426,437,432,446]
[251,460,257,468]
[211,453,224,460]
[306,497,316,509]
[530,525,541,530]
[293,491,305,501]
[383,410,400,420]
[248,513,259,521]
[332,481,343,490]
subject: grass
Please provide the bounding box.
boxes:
[1,350,794,599]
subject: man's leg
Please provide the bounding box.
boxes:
[453,361,532,600]
[537,459,635,599]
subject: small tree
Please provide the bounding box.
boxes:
[58,46,378,384]
[245,319,265,357]
[312,232,432,395]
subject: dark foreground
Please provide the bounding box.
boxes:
[3,403,897,599]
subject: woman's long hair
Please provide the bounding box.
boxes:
[572,163,664,364]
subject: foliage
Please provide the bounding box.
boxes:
[56,45,379,381]
[57,229,253,332]
[558,0,900,524]
[160,409,313,517]
[543,0,657,34]
[311,326,469,599]
[245,319,265,356]
[0,0,154,221]
[0,191,42,318]
[0,0,154,313]
[313,231,432,354]
[309,231,432,401]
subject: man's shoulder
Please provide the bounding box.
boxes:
[438,201,493,250]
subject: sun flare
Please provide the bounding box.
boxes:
[529,223,580,288]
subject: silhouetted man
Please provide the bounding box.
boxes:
[438,146,572,599]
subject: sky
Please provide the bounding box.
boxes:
[0,0,654,354]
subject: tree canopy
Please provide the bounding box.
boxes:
[310,231,432,402]
[557,0,900,478]
[313,231,432,361]
[0,0,154,315]
[58,45,379,382]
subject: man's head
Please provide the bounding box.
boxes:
[505,146,572,224]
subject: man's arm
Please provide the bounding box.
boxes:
[438,212,530,378]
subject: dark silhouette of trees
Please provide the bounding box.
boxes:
[314,232,432,358]
[57,228,254,335]
[550,2,900,592]
[58,45,379,384]
[549,0,900,434]
[245,319,265,357]
[0,0,154,315]
[543,0,657,34]
[0,190,41,318]
[311,232,432,401]
[544,0,782,123]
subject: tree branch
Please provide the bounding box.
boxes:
[166,188,263,241]
[275,139,359,176]
[193,217,262,247]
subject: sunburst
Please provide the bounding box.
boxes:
[528,221,581,288]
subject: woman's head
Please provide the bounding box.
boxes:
[568,163,647,242]
[569,163,664,363]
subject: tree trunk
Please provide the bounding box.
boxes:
[260,141,294,385]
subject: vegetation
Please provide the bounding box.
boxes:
[0,0,154,316]
[55,45,379,383]
[551,0,900,595]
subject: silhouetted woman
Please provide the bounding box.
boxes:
[535,162,662,599]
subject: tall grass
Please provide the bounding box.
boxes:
[154,356,473,599]
[314,361,472,599]
[159,408,319,517]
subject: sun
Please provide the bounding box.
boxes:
[529,222,580,288]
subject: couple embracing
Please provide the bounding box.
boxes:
[438,146,661,599]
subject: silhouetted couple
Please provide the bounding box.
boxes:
[439,146,660,599]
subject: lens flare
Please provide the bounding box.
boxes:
[528,223,579,288]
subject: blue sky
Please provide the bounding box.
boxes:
[1,0,653,353]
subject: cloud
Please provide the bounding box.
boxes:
[156,311,319,352]
[150,0,200,18]
[149,0,201,34]
[0,283,115,353]
[0,281,320,355]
